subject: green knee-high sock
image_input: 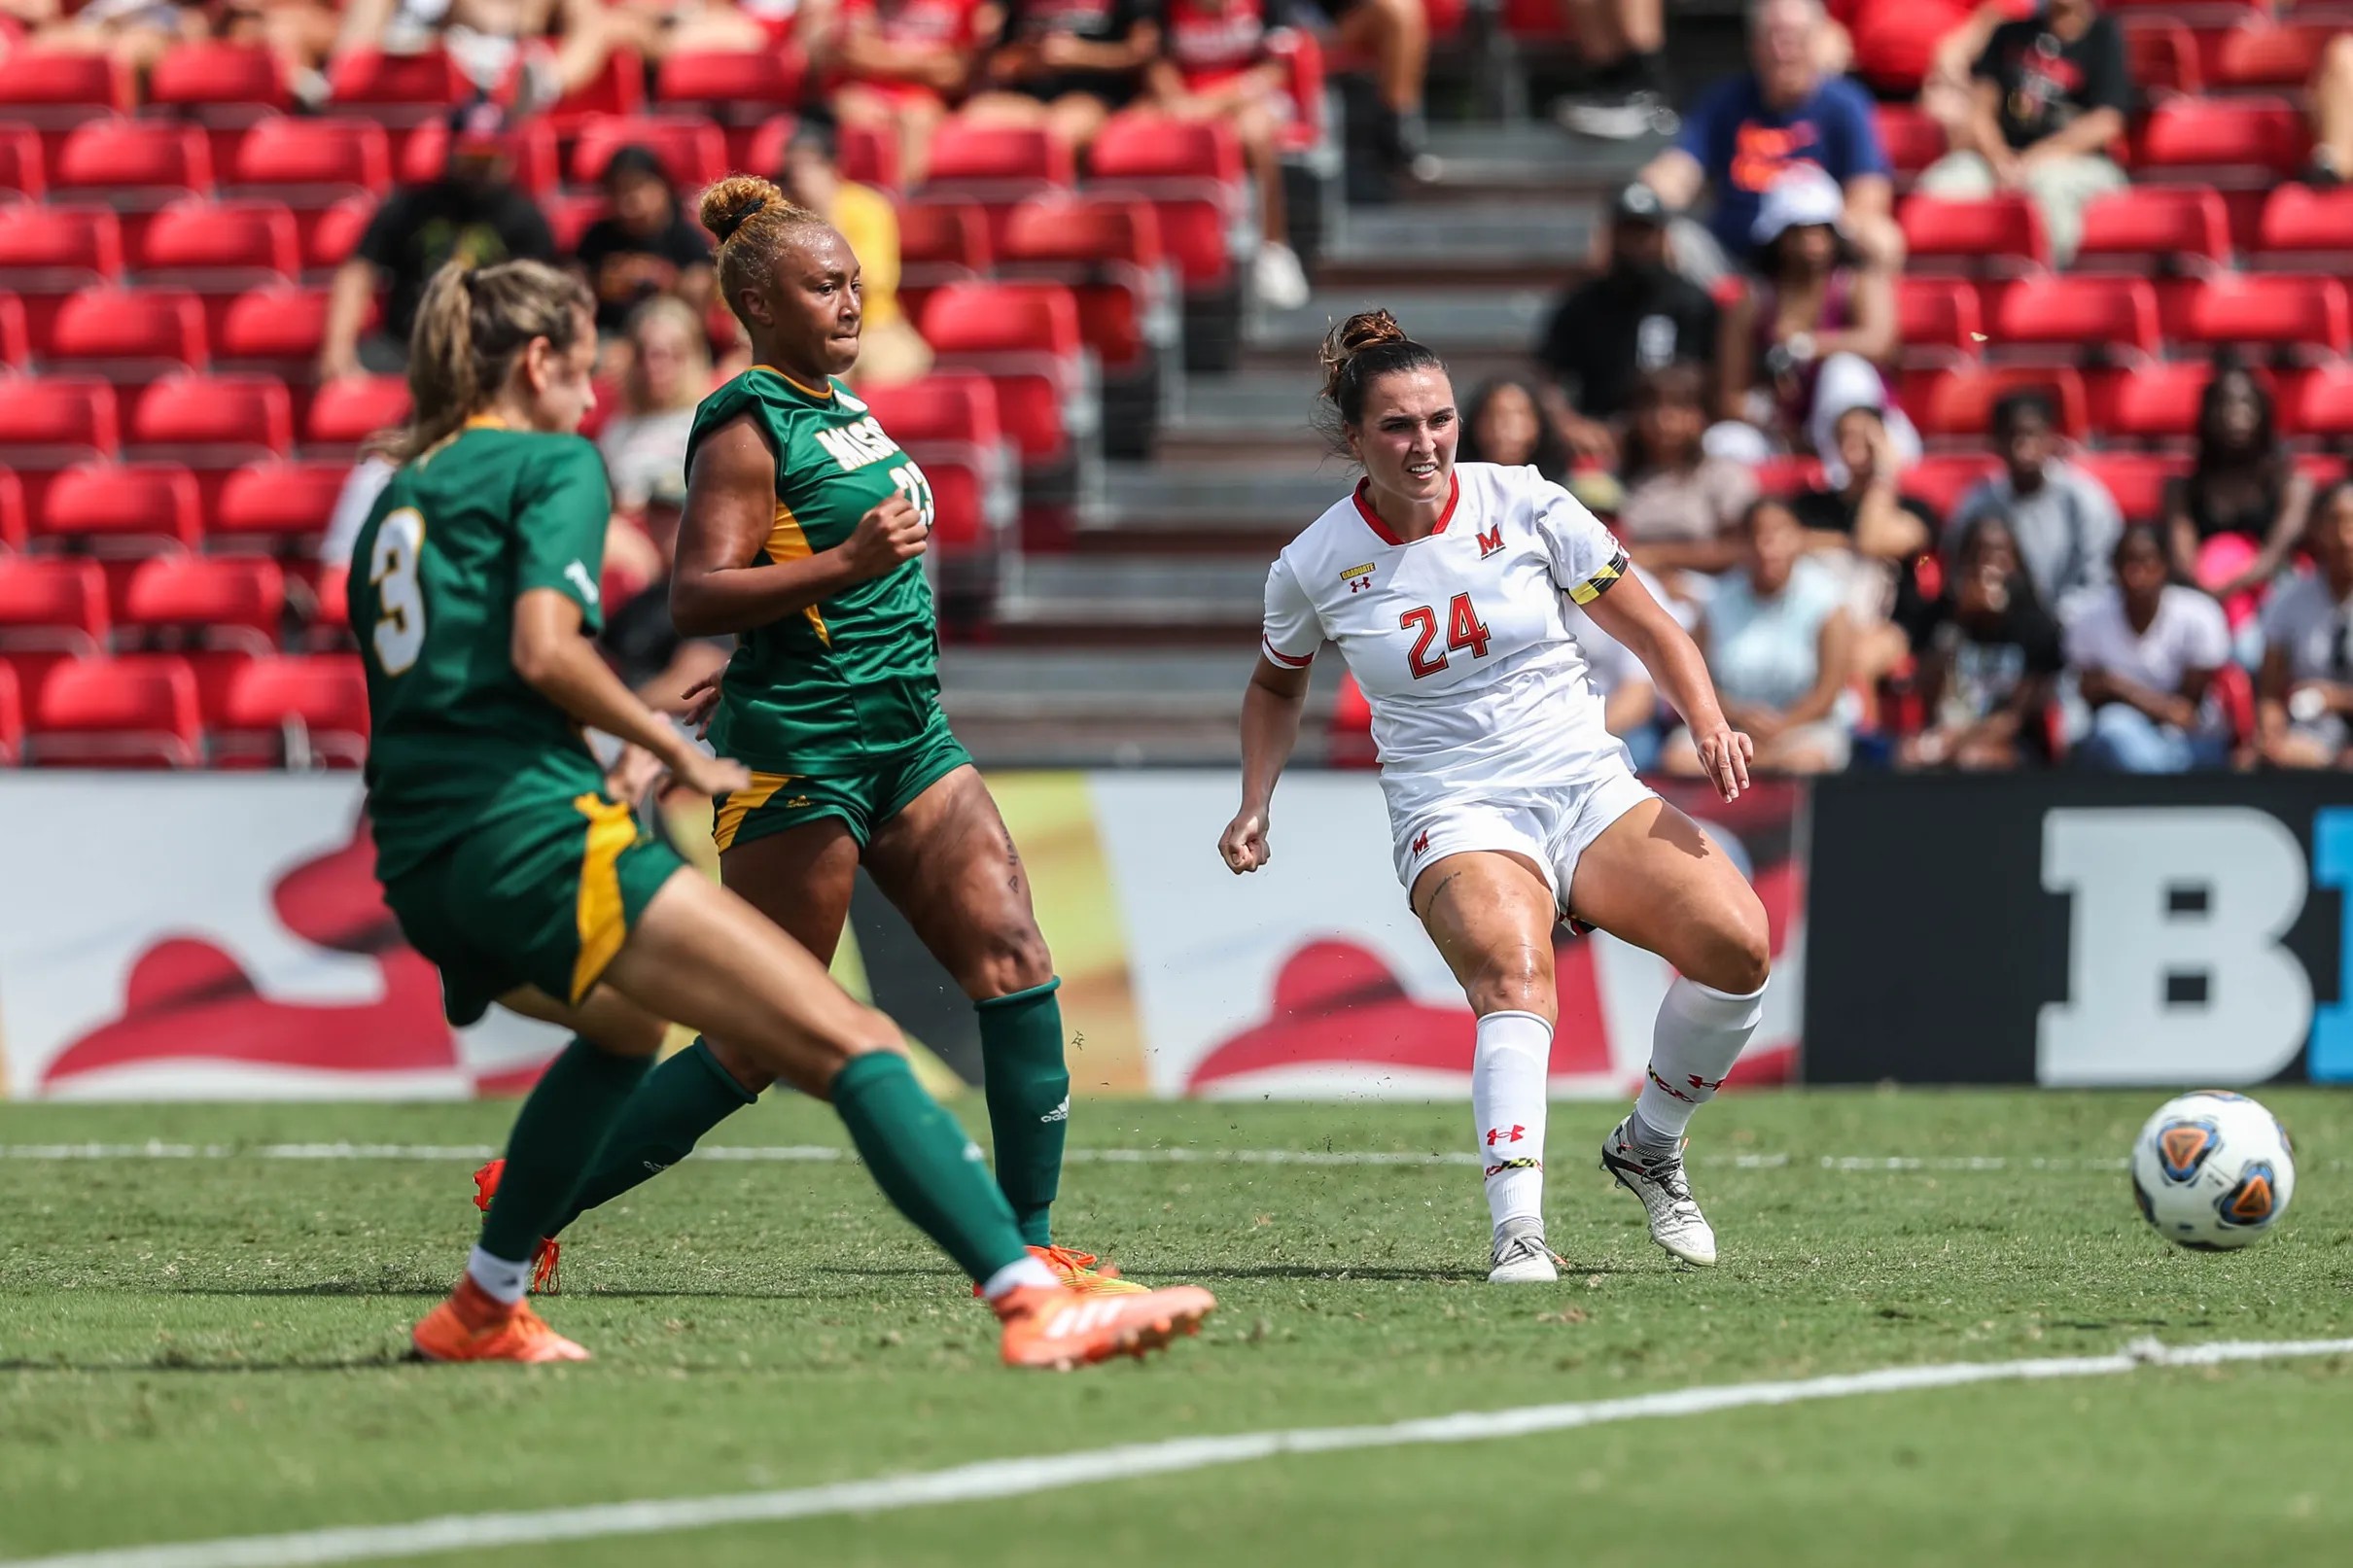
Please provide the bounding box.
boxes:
[977,978,1070,1247]
[831,1052,1030,1283]
[480,1038,651,1264]
[549,1037,757,1236]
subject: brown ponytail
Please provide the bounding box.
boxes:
[383,257,592,463]
[1314,309,1446,456]
[699,173,826,337]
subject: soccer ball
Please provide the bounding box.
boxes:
[2129,1091,2296,1250]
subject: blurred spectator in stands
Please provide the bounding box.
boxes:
[1900,510,2060,770]
[1670,496,1855,773]
[1457,377,1569,480]
[2164,365,2309,631]
[778,112,932,387]
[1947,389,2117,619]
[1633,0,1896,285]
[1915,0,2127,267]
[964,0,1161,153]
[39,0,337,87]
[600,470,732,712]
[319,99,556,380]
[607,0,783,61]
[32,0,185,74]
[2256,482,2353,768]
[1825,0,2021,104]
[1148,0,1310,309]
[575,145,715,339]
[1293,0,1437,191]
[599,295,710,513]
[1713,163,1901,464]
[1617,364,1757,584]
[2065,525,2230,772]
[1553,0,1672,141]
[334,0,615,110]
[1791,398,1931,682]
[2306,34,2353,189]
[1533,182,1718,468]
[827,0,1001,185]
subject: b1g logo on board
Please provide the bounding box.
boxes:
[2037,807,2353,1085]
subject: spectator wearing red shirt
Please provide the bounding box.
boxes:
[829,0,1002,185]
[1146,0,1309,309]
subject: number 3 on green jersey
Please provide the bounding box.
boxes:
[887,463,934,532]
[369,506,427,676]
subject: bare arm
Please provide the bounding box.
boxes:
[1040,22,1160,73]
[1635,149,1704,212]
[2020,106,2124,164]
[511,589,749,797]
[668,415,925,637]
[1586,572,1753,799]
[1850,483,1932,560]
[1816,261,1898,366]
[1957,79,2015,166]
[1717,289,1755,424]
[2163,480,2203,583]
[1779,609,1856,728]
[318,259,379,381]
[1929,3,2012,86]
[1218,656,1314,872]
[2226,470,2315,593]
[2079,663,2199,729]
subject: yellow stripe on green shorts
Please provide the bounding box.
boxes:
[712,771,793,854]
[570,793,641,1003]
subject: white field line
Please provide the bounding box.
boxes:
[0,1142,2181,1172]
[5,1336,2349,1568]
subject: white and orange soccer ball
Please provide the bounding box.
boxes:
[2130,1092,2297,1251]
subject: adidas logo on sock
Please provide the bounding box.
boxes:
[1039,1096,1070,1124]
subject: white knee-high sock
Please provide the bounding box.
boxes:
[1632,977,1767,1151]
[1472,1010,1553,1236]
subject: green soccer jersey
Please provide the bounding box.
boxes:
[351,421,613,881]
[685,366,941,770]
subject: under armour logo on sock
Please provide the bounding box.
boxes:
[1647,1065,1698,1103]
[1040,1096,1070,1124]
[1688,1072,1727,1092]
[1485,1125,1526,1145]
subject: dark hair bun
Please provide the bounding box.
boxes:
[1317,310,1409,401]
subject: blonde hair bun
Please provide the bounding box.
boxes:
[700,174,782,244]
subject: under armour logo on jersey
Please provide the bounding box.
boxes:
[564,560,600,607]
[1486,1125,1526,1145]
[1040,1096,1070,1124]
[1412,828,1430,855]
[1342,562,1375,594]
[1477,524,1505,558]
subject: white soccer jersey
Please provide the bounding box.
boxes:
[1262,463,1633,824]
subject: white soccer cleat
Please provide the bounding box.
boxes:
[1599,1117,1718,1267]
[1488,1218,1561,1283]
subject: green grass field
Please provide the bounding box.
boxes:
[2,1090,2349,1568]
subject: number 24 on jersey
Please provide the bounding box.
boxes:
[1399,592,1493,679]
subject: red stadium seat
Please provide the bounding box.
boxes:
[211,461,351,551]
[1751,455,1825,497]
[1000,195,1166,374]
[0,378,119,471]
[0,295,23,369]
[216,284,344,368]
[229,117,394,202]
[0,122,45,199]
[2255,185,2353,266]
[137,201,302,335]
[2075,452,2188,522]
[122,554,284,646]
[35,463,203,554]
[2209,23,2338,89]
[27,655,202,767]
[2075,186,2230,269]
[401,115,559,195]
[2168,273,2352,357]
[53,120,212,204]
[1895,277,1982,368]
[1990,275,2161,360]
[1090,110,1247,369]
[900,200,992,272]
[0,469,24,549]
[47,287,208,383]
[921,122,1076,246]
[860,372,1003,447]
[0,661,19,763]
[544,47,648,137]
[148,42,292,115]
[1904,366,2090,440]
[542,191,605,255]
[2124,20,2201,95]
[215,654,369,767]
[838,122,898,192]
[0,50,130,132]
[0,203,124,355]
[1328,670,1375,767]
[1900,194,2050,273]
[1903,455,1998,517]
[570,115,728,192]
[2135,97,2307,183]
[655,49,803,117]
[0,556,109,647]
[306,376,411,453]
[130,374,295,470]
[859,374,1011,552]
[1874,104,1948,183]
[326,49,470,115]
[919,281,1084,469]
[2090,361,2254,440]
[302,193,378,272]
[2293,364,2353,439]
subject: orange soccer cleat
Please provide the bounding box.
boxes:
[993,1281,1216,1371]
[971,1244,1150,1298]
[470,1158,561,1294]
[409,1276,591,1364]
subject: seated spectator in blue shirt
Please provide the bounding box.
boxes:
[1633,0,1898,283]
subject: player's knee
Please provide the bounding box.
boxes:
[1692,904,1772,995]
[967,924,1054,998]
[1465,943,1553,1016]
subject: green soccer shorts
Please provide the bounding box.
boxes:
[710,714,973,854]
[381,792,686,1027]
